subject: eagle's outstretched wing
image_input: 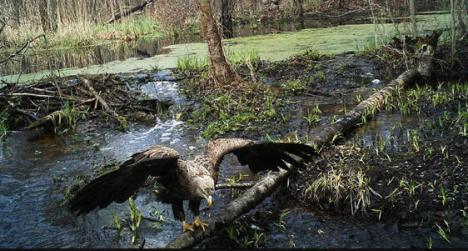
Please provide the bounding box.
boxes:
[69,145,180,215]
[209,138,315,173]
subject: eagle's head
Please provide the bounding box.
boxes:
[193,175,215,207]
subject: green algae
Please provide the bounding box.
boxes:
[0,14,450,84]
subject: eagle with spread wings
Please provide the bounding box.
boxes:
[70,138,315,232]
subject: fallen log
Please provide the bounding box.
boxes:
[106,0,155,24]
[165,31,441,249]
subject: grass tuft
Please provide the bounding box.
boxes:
[304,167,372,215]
[176,55,208,74]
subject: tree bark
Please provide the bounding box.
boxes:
[198,0,236,85]
[48,0,58,32]
[165,31,441,249]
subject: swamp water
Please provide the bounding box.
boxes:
[1,69,465,248]
[0,11,461,248]
[0,14,449,84]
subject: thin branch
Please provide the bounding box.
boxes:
[0,34,46,65]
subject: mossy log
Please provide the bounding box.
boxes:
[165,32,441,249]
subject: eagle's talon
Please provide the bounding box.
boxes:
[182,221,194,232]
[193,216,208,232]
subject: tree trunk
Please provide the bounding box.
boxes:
[293,0,304,29]
[455,0,466,38]
[38,0,50,33]
[409,0,418,37]
[219,0,234,38]
[38,0,58,33]
[165,31,441,249]
[367,0,379,45]
[12,0,22,27]
[451,0,457,57]
[48,0,58,32]
[198,0,236,85]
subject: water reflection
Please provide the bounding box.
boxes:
[0,14,373,77]
[0,36,187,76]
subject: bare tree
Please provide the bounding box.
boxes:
[198,0,236,84]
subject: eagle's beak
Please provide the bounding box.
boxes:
[206,195,213,207]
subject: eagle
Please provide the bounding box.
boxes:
[69,138,315,232]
